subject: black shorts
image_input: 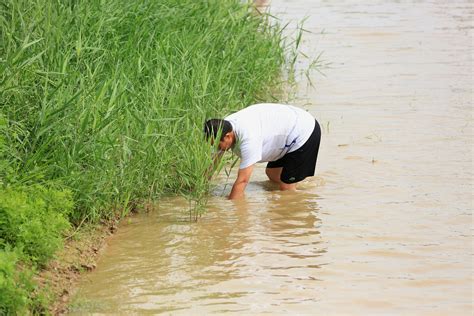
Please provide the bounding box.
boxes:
[266,120,321,184]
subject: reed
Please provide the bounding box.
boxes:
[0,0,312,311]
[1,0,292,222]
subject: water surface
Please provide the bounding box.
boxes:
[71,1,473,314]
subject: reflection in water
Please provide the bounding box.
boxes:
[71,192,324,314]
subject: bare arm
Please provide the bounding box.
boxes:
[228,165,254,200]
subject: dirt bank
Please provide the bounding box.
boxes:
[35,217,120,315]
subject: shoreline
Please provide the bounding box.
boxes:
[1,0,289,312]
[37,217,120,315]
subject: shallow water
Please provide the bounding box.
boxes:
[71,1,473,314]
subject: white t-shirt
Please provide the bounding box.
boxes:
[225,103,315,169]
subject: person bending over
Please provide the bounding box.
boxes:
[204,103,321,200]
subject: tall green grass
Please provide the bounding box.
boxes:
[1,0,294,312]
[1,0,288,222]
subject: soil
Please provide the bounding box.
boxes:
[35,217,121,315]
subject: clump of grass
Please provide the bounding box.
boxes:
[0,0,295,308]
[0,248,35,315]
[0,0,302,311]
[0,186,73,266]
[0,186,72,314]
[1,0,288,222]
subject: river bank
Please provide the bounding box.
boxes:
[0,0,291,313]
[71,0,472,314]
[37,219,117,315]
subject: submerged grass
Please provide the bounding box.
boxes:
[0,0,297,312]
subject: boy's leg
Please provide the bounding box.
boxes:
[279,182,297,191]
[265,167,282,183]
[265,167,297,191]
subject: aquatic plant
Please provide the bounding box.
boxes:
[1,0,288,222]
[0,0,295,311]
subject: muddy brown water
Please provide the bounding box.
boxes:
[70,1,473,314]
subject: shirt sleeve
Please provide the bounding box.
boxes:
[239,138,262,169]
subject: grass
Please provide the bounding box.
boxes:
[1,0,290,221]
[0,0,298,312]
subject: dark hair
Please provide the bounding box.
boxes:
[203,119,232,141]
